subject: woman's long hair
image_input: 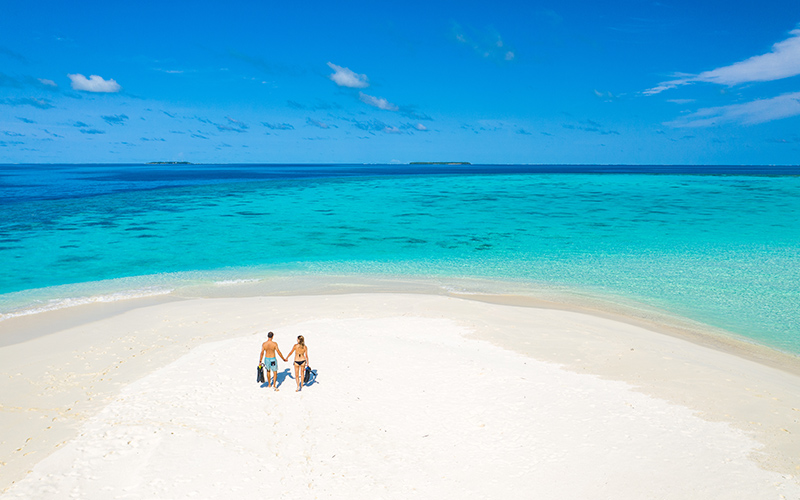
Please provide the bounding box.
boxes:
[297,335,305,347]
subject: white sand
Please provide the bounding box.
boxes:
[1,293,799,498]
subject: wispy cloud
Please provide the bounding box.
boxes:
[306,118,334,129]
[16,117,35,123]
[68,73,121,93]
[0,73,19,88]
[102,114,129,125]
[666,91,800,127]
[593,89,617,102]
[216,116,249,132]
[327,62,369,88]
[451,22,516,62]
[398,106,432,121]
[359,92,399,111]
[563,119,620,135]
[194,116,248,133]
[79,128,105,135]
[229,50,305,76]
[0,73,59,90]
[351,119,397,134]
[0,97,55,109]
[0,46,26,63]
[645,27,800,95]
[229,50,273,73]
[262,122,294,130]
[286,99,340,111]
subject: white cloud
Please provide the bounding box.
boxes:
[414,123,428,131]
[452,23,517,63]
[645,28,800,95]
[666,91,800,127]
[327,62,369,88]
[593,89,617,102]
[38,78,57,87]
[67,73,121,92]
[359,92,399,111]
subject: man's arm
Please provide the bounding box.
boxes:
[259,345,266,364]
[276,345,286,362]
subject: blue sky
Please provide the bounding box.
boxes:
[1,0,800,164]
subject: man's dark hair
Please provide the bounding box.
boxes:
[268,331,274,338]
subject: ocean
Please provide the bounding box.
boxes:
[1,163,798,354]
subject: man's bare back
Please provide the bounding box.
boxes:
[258,332,286,391]
[261,340,279,358]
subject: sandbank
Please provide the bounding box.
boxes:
[1,287,799,498]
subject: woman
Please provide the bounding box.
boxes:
[287,335,309,392]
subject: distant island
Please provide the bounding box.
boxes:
[146,161,193,165]
[409,162,471,165]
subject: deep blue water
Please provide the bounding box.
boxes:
[1,163,798,354]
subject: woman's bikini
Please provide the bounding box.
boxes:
[294,346,307,366]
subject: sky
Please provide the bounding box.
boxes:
[1,0,800,165]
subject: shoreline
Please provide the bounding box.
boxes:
[2,273,798,375]
[0,289,798,496]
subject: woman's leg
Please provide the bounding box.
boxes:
[293,363,300,391]
[299,364,306,390]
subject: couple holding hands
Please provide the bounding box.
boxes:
[258,332,310,392]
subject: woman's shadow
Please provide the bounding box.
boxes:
[260,368,291,389]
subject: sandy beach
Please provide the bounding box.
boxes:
[1,290,799,498]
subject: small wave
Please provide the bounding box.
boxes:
[439,283,509,296]
[213,279,261,286]
[0,287,174,322]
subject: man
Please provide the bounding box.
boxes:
[259,331,286,391]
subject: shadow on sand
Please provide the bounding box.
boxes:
[260,368,318,390]
[260,368,291,389]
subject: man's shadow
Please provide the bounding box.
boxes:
[275,368,291,389]
[260,368,291,389]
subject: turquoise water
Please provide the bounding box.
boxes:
[1,164,798,353]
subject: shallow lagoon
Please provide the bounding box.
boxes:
[1,164,798,353]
